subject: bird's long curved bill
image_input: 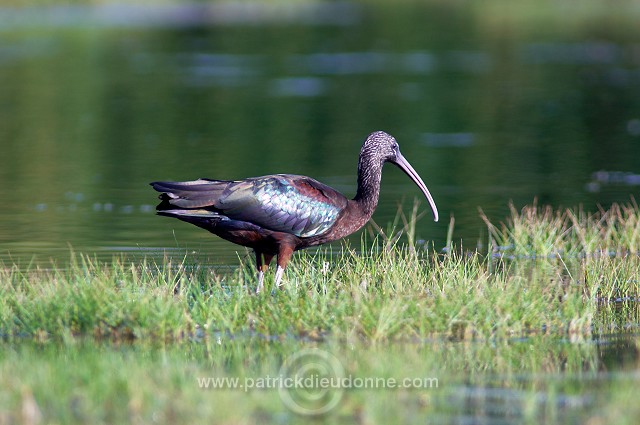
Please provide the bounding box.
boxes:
[393,152,439,222]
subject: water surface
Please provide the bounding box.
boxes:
[1,2,639,268]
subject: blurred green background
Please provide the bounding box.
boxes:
[1,0,640,266]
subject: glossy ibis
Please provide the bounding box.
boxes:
[151,131,438,292]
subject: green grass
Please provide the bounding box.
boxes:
[1,201,639,424]
[482,200,640,258]
[1,201,638,343]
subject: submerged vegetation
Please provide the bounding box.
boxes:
[2,337,638,425]
[1,201,639,343]
[1,201,639,424]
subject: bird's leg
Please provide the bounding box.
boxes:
[274,266,285,287]
[274,245,294,288]
[257,271,264,294]
[254,251,273,294]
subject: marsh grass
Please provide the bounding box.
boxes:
[481,199,640,258]
[1,201,639,343]
[1,201,640,425]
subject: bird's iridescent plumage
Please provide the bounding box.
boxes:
[153,175,345,238]
[151,131,438,292]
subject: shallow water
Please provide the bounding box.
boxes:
[1,332,638,424]
[1,5,639,423]
[1,2,639,268]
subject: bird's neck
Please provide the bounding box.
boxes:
[353,153,383,219]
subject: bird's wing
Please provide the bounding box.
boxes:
[218,175,347,238]
[152,175,348,238]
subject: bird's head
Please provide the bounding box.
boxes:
[361,131,439,222]
[361,130,402,163]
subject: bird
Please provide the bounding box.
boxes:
[151,131,438,293]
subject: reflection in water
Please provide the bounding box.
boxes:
[523,42,622,65]
[269,77,327,97]
[0,2,361,28]
[288,51,492,75]
[422,132,476,148]
[1,2,640,268]
[180,53,262,87]
[3,333,637,424]
[586,170,640,193]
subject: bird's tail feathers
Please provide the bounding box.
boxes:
[156,209,222,218]
[151,179,228,209]
[156,209,227,231]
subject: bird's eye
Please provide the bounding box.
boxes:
[392,142,399,150]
